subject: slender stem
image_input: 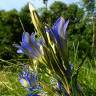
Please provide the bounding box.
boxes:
[18,17,25,32]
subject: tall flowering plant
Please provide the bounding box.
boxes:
[15,2,84,96]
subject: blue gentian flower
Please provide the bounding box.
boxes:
[19,65,41,92]
[27,93,39,96]
[57,80,70,96]
[46,17,69,47]
[58,80,62,91]
[15,32,43,58]
[52,17,69,40]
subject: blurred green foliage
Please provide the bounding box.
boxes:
[0,1,94,61]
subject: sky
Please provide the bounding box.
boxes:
[0,0,80,11]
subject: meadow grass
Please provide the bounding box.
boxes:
[78,58,96,96]
[0,70,27,96]
[0,58,96,96]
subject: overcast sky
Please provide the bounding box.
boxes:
[0,0,80,11]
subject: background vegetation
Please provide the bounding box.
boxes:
[0,0,96,95]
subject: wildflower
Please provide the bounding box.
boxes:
[15,32,43,59]
[57,80,62,91]
[27,94,39,96]
[46,17,69,48]
[52,17,69,41]
[19,65,41,95]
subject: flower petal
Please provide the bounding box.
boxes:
[19,78,29,87]
[17,49,24,54]
[22,32,30,44]
[63,20,69,39]
[52,17,65,44]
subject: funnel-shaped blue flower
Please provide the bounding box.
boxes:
[15,32,43,58]
[19,65,41,95]
[52,17,69,40]
[46,17,69,47]
[27,94,39,96]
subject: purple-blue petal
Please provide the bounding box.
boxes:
[52,17,61,42]
[17,49,24,54]
[30,33,40,49]
[28,94,39,96]
[22,32,30,44]
[30,33,36,43]
[14,44,24,54]
[21,32,33,52]
[63,20,69,39]
[58,80,62,90]
[52,17,65,44]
